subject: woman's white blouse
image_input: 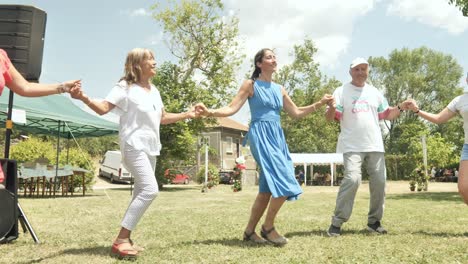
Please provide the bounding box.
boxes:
[105,80,163,156]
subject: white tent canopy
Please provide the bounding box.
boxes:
[290,153,344,186]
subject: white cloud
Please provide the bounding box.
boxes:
[120,8,151,17]
[223,0,377,69]
[130,8,151,17]
[387,0,468,35]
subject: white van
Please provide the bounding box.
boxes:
[99,151,133,183]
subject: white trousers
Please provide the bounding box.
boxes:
[120,144,159,231]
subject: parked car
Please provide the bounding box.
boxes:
[164,169,190,184]
[99,151,133,183]
[219,170,234,184]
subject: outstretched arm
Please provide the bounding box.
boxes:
[282,87,334,119]
[195,79,252,117]
[383,105,402,121]
[7,62,81,97]
[70,87,115,116]
[161,106,198,125]
[407,99,456,124]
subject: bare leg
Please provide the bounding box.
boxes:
[262,196,287,240]
[244,192,271,239]
[117,227,131,240]
[457,161,468,204]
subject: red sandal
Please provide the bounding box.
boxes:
[129,238,145,252]
[111,239,138,260]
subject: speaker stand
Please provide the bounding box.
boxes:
[5,91,40,244]
[17,203,40,244]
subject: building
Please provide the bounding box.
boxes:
[200,117,257,185]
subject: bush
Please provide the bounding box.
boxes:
[59,148,95,191]
[10,137,95,191]
[10,137,55,163]
[197,164,219,188]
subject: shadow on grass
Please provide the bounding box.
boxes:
[414,231,468,237]
[16,246,111,264]
[285,229,468,238]
[285,229,370,238]
[386,192,461,202]
[17,193,105,199]
[160,185,202,192]
[181,238,271,248]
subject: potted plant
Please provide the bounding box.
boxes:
[409,180,416,191]
[231,157,246,192]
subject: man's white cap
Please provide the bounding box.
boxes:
[350,57,369,68]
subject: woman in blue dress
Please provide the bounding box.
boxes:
[196,48,333,246]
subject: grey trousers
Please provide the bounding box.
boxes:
[331,152,386,227]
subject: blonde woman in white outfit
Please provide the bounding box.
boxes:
[70,48,197,260]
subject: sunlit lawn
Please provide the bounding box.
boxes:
[2,181,467,264]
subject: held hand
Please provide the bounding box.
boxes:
[320,94,334,105]
[194,103,210,117]
[402,99,419,112]
[399,99,412,110]
[62,80,81,93]
[186,106,199,119]
[327,97,337,109]
[69,86,87,101]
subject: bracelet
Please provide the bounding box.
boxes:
[84,98,92,105]
[397,105,403,112]
[414,109,420,114]
[57,83,65,94]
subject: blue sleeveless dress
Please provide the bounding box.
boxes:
[244,80,302,201]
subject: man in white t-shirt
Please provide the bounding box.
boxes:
[325,57,409,237]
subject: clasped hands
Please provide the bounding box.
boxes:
[398,99,420,113]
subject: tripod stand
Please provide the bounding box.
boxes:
[4,91,40,244]
[17,203,39,243]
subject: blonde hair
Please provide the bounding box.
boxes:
[120,48,155,85]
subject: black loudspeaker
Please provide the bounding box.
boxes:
[0,5,47,81]
[0,159,18,243]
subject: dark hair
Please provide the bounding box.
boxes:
[250,48,273,80]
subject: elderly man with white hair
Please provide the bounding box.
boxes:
[325,57,411,237]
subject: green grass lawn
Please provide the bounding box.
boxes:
[2,182,467,264]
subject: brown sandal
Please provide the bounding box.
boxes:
[243,231,267,244]
[111,239,138,260]
[260,226,288,246]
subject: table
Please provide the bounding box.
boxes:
[18,164,89,197]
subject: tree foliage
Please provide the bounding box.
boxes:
[151,0,243,186]
[449,0,468,16]
[367,47,464,178]
[275,38,340,153]
[152,0,242,105]
[369,47,462,117]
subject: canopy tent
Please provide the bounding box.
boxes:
[290,153,344,186]
[0,93,118,138]
[0,92,118,179]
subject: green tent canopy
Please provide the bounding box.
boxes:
[0,93,118,138]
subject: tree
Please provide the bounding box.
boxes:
[367,47,464,154]
[275,38,340,153]
[152,0,242,105]
[151,0,243,186]
[449,0,468,16]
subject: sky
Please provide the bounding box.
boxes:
[1,0,468,125]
